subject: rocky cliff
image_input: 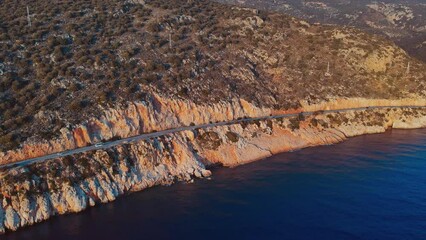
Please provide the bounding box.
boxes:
[1,105,426,234]
[2,0,426,235]
[0,94,270,165]
[2,95,426,165]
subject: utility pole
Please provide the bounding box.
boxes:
[406,62,410,75]
[325,62,331,77]
[169,32,172,49]
[26,5,31,27]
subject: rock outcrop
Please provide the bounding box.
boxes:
[2,95,426,165]
[0,94,270,165]
[0,106,425,234]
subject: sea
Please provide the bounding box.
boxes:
[4,129,426,240]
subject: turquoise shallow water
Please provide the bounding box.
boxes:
[5,129,426,240]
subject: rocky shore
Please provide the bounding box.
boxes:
[2,95,426,165]
[0,99,426,234]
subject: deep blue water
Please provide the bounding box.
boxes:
[4,129,426,240]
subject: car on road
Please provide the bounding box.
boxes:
[56,152,64,157]
[94,143,103,148]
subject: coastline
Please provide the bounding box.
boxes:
[2,96,426,165]
[1,105,426,234]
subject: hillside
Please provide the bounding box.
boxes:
[1,0,426,234]
[216,0,426,62]
[0,0,425,152]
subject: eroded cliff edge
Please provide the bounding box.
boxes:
[2,94,426,165]
[1,106,426,234]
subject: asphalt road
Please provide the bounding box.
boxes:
[1,105,425,170]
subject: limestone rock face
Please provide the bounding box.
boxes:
[197,107,426,166]
[2,96,426,165]
[63,185,88,213]
[0,127,216,234]
[0,94,270,165]
[392,116,426,129]
[299,98,426,112]
[4,207,20,231]
[0,101,425,234]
